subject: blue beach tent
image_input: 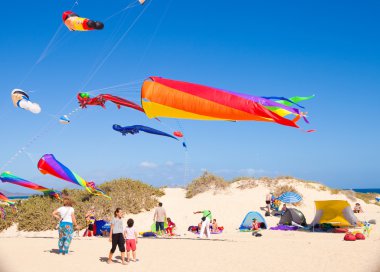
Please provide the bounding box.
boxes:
[239,211,267,231]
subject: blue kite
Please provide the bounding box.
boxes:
[113,125,179,141]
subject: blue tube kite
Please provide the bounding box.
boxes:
[113,125,178,141]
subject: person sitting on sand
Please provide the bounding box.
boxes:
[251,218,261,237]
[211,219,219,232]
[166,217,176,236]
[353,203,364,213]
[281,204,287,215]
[107,208,127,265]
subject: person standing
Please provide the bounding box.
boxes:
[153,202,166,236]
[85,206,96,237]
[124,218,138,262]
[52,198,78,255]
[193,210,212,239]
[265,192,273,216]
[107,208,127,265]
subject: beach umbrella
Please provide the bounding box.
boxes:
[278,192,302,203]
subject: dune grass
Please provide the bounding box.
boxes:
[0,178,164,232]
[186,172,229,198]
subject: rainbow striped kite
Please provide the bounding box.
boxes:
[0,172,61,200]
[37,154,110,199]
[0,192,15,206]
[141,77,313,128]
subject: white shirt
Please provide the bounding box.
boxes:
[125,227,136,240]
[57,206,74,223]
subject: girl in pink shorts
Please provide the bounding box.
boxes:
[124,218,138,262]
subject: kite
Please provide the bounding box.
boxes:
[78,92,145,113]
[173,131,183,137]
[63,11,104,31]
[37,154,110,199]
[0,172,61,200]
[59,115,70,124]
[11,89,41,114]
[139,0,146,4]
[113,125,179,141]
[0,192,15,206]
[141,77,312,128]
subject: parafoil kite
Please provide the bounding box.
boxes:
[0,172,61,200]
[59,115,70,124]
[37,154,110,199]
[0,192,15,206]
[113,124,178,141]
[173,131,183,137]
[78,93,145,113]
[141,77,313,128]
[63,11,104,31]
[11,89,41,114]
[139,0,146,4]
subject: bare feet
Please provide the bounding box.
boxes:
[107,259,112,264]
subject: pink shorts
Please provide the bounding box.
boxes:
[126,239,136,252]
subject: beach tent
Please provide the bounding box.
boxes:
[310,200,358,227]
[239,211,267,231]
[94,220,108,236]
[279,208,307,226]
[151,221,168,233]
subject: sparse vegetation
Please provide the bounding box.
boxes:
[237,179,258,190]
[0,178,164,232]
[186,172,229,198]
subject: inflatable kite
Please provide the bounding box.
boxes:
[141,77,313,128]
[113,125,178,141]
[78,93,144,113]
[0,192,15,206]
[37,154,110,199]
[0,172,60,200]
[173,131,183,137]
[62,11,104,31]
[11,89,41,114]
[59,115,70,124]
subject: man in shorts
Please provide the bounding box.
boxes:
[153,202,166,236]
[266,192,273,215]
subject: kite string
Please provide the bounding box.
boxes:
[80,0,153,90]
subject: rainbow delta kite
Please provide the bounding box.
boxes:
[38,154,110,199]
[0,172,61,200]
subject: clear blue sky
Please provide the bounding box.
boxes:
[1,0,379,194]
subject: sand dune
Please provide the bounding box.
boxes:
[1,180,379,272]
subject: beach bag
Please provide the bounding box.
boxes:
[142,232,156,237]
[355,233,365,240]
[344,233,356,241]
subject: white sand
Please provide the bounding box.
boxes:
[1,180,380,272]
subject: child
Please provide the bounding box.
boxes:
[124,218,138,262]
[251,218,261,237]
[107,208,127,265]
[166,217,176,236]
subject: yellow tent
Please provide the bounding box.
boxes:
[311,200,358,227]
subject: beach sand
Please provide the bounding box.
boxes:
[1,180,380,272]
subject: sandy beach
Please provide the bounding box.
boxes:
[1,181,379,272]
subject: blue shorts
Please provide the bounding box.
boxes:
[156,222,165,232]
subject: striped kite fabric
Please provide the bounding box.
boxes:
[278,192,302,203]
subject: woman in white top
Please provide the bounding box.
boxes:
[52,198,78,255]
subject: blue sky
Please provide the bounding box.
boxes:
[0,0,379,194]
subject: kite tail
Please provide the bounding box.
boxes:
[262,96,305,109]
